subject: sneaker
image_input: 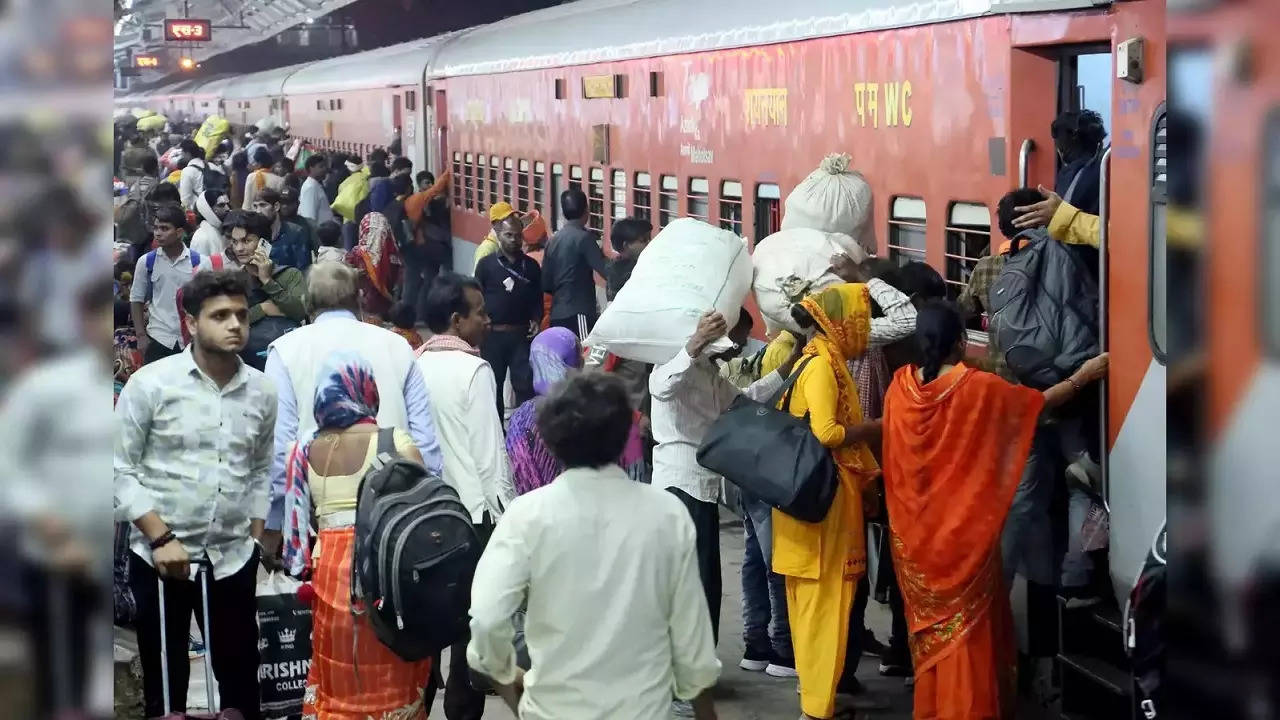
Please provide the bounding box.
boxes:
[739,647,771,672]
[878,650,913,677]
[861,628,890,658]
[765,653,798,678]
[188,635,205,659]
[671,699,696,718]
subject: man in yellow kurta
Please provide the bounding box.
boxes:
[763,284,882,719]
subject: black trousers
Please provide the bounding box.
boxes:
[143,334,181,365]
[666,487,721,645]
[399,244,440,325]
[480,329,534,418]
[23,563,97,717]
[444,515,495,720]
[130,551,261,720]
[549,313,597,342]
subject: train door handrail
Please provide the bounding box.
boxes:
[1018,139,1035,187]
[1098,146,1112,511]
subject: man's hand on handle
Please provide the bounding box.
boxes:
[686,311,728,357]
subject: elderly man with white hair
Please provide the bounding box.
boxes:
[258,261,444,556]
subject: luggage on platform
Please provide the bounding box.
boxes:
[780,152,874,245]
[752,227,867,335]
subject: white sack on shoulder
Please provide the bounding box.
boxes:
[752,228,867,335]
[586,218,752,364]
[781,152,874,246]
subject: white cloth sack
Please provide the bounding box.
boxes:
[780,152,874,246]
[586,217,752,364]
[752,228,868,335]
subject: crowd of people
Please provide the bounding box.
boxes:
[110,109,1113,720]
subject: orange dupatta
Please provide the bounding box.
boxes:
[881,364,1043,674]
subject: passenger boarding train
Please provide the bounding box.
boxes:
[120,1,1172,712]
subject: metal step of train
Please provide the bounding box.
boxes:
[1057,596,1136,720]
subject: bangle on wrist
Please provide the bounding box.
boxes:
[1067,376,1083,392]
[150,531,176,550]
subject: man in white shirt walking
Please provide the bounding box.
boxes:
[130,204,210,364]
[469,372,722,720]
[177,139,226,210]
[299,154,333,224]
[115,270,278,720]
[416,272,513,718]
[649,310,804,658]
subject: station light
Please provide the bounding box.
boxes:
[179,56,196,70]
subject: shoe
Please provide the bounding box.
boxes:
[671,699,696,718]
[878,650,913,677]
[765,653,798,678]
[1066,454,1102,494]
[1031,657,1060,707]
[739,647,771,672]
[188,635,205,659]
[861,628,890,658]
[1063,592,1104,610]
[835,676,866,696]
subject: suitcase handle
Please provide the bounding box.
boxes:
[157,558,217,715]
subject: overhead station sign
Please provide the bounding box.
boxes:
[164,18,212,42]
[135,54,160,68]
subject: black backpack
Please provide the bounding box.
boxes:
[1125,522,1166,719]
[195,159,229,195]
[350,428,481,661]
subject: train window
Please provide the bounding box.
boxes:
[477,154,487,212]
[518,160,531,212]
[570,165,583,193]
[588,167,606,233]
[503,158,514,207]
[659,175,679,229]
[633,172,652,221]
[649,72,664,98]
[754,183,781,244]
[1151,107,1169,362]
[316,100,323,111]
[688,178,710,222]
[888,197,927,266]
[943,203,992,308]
[452,152,462,208]
[463,152,475,212]
[488,156,499,207]
[555,79,566,100]
[551,163,564,231]
[534,161,546,215]
[337,99,344,110]
[611,170,628,220]
[405,91,416,111]
[329,99,336,111]
[719,180,743,236]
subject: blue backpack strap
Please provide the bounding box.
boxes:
[190,250,202,268]
[144,250,157,302]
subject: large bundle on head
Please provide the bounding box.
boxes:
[781,152,873,245]
[255,116,281,134]
[752,228,867,335]
[586,218,752,364]
[193,115,231,159]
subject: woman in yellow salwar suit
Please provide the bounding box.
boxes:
[881,301,1108,719]
[768,283,882,720]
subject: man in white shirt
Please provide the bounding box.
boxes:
[189,189,231,258]
[115,269,277,720]
[129,204,209,364]
[177,139,226,210]
[299,154,333,224]
[416,272,513,717]
[468,372,722,720]
[649,310,804,658]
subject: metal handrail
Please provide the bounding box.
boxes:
[1098,146,1112,511]
[1019,138,1035,187]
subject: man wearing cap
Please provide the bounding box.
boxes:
[473,201,516,272]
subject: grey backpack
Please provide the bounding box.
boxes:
[350,428,481,661]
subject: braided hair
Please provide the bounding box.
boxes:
[915,299,965,384]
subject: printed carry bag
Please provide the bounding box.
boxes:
[257,572,313,718]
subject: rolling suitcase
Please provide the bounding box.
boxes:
[157,563,245,720]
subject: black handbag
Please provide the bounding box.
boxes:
[242,315,299,370]
[696,357,838,523]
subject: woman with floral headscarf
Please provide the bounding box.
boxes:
[281,350,433,719]
[505,327,645,496]
[345,211,402,322]
[772,283,882,720]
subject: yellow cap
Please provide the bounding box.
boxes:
[488,201,516,223]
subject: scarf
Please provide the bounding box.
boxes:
[355,212,398,302]
[281,351,381,577]
[530,327,580,395]
[195,192,222,230]
[415,333,480,357]
[797,283,880,491]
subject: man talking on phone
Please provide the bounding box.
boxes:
[221,210,307,370]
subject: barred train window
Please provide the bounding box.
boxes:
[719,181,743,236]
[633,172,652,221]
[611,169,627,220]
[503,158,514,208]
[688,178,710,222]
[488,156,499,207]
[658,174,678,228]
[452,152,462,208]
[888,197,927,266]
[754,183,781,244]
[943,203,992,303]
[570,165,583,194]
[463,153,474,212]
[534,161,546,216]
[476,155,487,212]
[550,163,564,231]
[588,167,605,233]
[517,160,530,212]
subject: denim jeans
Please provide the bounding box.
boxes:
[1061,485,1096,588]
[1002,427,1058,588]
[741,495,792,658]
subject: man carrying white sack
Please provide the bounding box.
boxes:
[649,311,806,681]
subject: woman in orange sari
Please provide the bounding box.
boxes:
[770,284,881,719]
[881,300,1108,719]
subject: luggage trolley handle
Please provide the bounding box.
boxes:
[158,558,218,716]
